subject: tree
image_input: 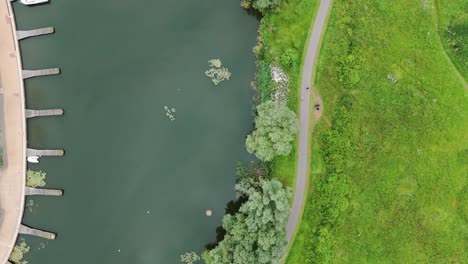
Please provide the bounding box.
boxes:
[246,100,298,161]
[204,179,291,264]
[240,0,282,13]
[235,160,271,196]
[279,48,299,68]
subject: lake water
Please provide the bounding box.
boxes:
[13,0,258,263]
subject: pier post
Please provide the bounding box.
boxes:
[25,187,63,196]
[25,109,63,118]
[27,148,64,157]
[19,225,56,240]
[22,68,60,80]
[17,27,54,40]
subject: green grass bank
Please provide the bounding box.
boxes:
[286,0,467,263]
[253,0,320,187]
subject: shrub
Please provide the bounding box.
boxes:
[204,179,291,264]
[240,0,282,13]
[253,61,272,103]
[246,100,298,161]
[279,48,299,68]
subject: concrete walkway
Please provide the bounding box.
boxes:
[0,0,27,263]
[286,0,332,244]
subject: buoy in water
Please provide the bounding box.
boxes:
[206,210,212,216]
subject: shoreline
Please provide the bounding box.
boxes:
[0,0,27,263]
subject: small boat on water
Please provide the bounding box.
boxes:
[18,0,49,6]
[27,156,40,163]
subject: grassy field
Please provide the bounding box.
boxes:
[435,0,468,80]
[254,0,320,188]
[286,0,467,263]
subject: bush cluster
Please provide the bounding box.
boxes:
[246,100,298,161]
[241,0,282,14]
[304,103,355,263]
[203,162,291,264]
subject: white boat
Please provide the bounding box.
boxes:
[18,0,49,6]
[27,156,40,163]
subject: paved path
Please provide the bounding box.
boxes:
[286,0,332,243]
[0,0,27,263]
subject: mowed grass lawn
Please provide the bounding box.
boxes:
[287,0,467,263]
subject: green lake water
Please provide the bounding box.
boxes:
[14,0,258,263]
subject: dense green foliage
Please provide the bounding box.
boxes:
[292,103,355,263]
[286,0,467,263]
[246,100,298,161]
[241,0,281,13]
[205,179,291,264]
[235,160,272,194]
[279,48,299,68]
[436,0,468,79]
[253,61,272,103]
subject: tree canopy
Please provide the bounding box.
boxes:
[246,100,298,161]
[241,0,282,13]
[205,179,291,264]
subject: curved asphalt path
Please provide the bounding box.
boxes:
[286,0,332,243]
[0,0,27,263]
